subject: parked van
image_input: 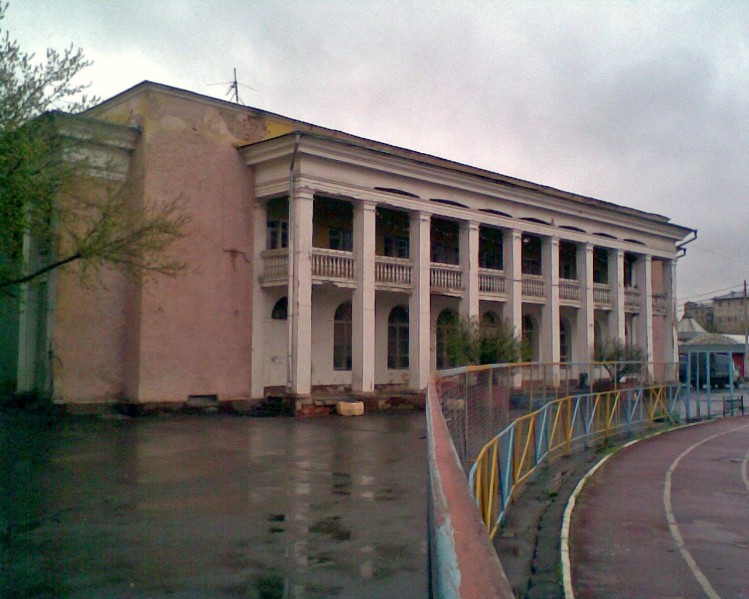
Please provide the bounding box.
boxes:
[679,352,738,389]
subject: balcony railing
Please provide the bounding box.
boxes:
[593,283,612,306]
[312,248,355,281]
[653,292,668,315]
[521,274,545,299]
[559,279,580,302]
[431,263,463,292]
[375,256,412,287]
[261,249,289,282]
[624,287,641,311]
[479,268,506,295]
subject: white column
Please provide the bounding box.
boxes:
[578,243,595,362]
[542,236,561,373]
[609,248,625,342]
[460,220,480,322]
[504,229,523,338]
[409,211,431,390]
[353,200,376,393]
[636,254,654,376]
[251,201,269,399]
[289,187,314,396]
[663,258,678,373]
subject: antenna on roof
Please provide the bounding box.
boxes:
[229,68,240,103]
[207,68,257,105]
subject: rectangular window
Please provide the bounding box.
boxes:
[384,236,409,259]
[624,254,636,287]
[431,243,459,265]
[479,227,503,270]
[593,248,608,284]
[479,248,502,270]
[559,241,577,280]
[267,220,288,249]
[521,236,542,275]
[329,228,353,251]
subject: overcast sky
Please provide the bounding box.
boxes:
[5,0,748,310]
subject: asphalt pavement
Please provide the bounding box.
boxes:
[1,412,428,598]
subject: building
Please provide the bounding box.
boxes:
[712,291,749,335]
[684,291,749,335]
[5,82,693,409]
[683,301,714,330]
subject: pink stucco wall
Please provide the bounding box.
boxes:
[53,87,292,404]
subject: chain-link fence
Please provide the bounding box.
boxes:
[434,360,678,470]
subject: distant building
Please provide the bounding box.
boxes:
[683,301,714,330]
[3,82,693,409]
[713,291,749,334]
[684,291,749,335]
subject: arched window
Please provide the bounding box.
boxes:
[523,314,537,361]
[560,318,571,363]
[387,306,409,369]
[333,301,352,371]
[436,309,458,370]
[271,297,288,320]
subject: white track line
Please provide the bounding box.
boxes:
[662,423,749,599]
[561,420,747,599]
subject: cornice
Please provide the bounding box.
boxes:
[253,173,677,259]
[244,134,691,245]
[51,111,140,151]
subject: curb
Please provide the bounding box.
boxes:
[560,418,714,599]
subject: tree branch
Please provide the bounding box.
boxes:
[0,251,81,290]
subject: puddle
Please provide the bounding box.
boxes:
[0,413,427,597]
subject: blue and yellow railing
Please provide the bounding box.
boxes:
[467,384,681,538]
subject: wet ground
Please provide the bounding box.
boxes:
[0,412,428,598]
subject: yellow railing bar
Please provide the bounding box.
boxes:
[469,383,678,538]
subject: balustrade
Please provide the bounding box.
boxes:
[375,256,412,286]
[593,283,612,306]
[311,248,355,281]
[652,292,668,315]
[559,279,580,301]
[479,269,506,295]
[261,249,289,281]
[624,287,641,311]
[431,263,463,291]
[521,275,545,298]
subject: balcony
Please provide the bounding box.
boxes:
[479,268,506,296]
[559,279,580,304]
[260,248,358,287]
[375,256,412,289]
[260,249,288,285]
[652,292,668,315]
[624,287,641,312]
[593,283,612,308]
[521,274,545,300]
[431,263,463,294]
[312,248,355,284]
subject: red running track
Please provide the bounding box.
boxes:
[570,416,749,599]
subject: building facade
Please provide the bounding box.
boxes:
[10,82,692,408]
[684,291,748,335]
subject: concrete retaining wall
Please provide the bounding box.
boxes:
[425,377,514,598]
